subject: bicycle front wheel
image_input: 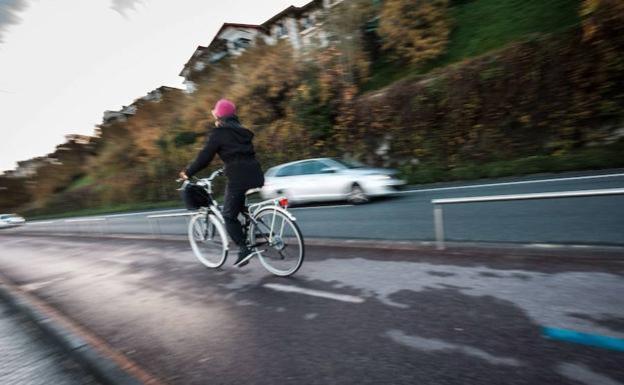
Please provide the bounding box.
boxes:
[249,207,305,277]
[188,213,228,268]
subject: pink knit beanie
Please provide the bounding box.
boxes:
[212,99,236,118]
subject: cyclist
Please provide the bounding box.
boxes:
[179,99,264,267]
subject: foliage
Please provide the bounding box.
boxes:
[350,21,624,172]
[403,139,624,184]
[2,0,624,216]
[366,0,581,90]
[320,0,379,84]
[378,0,451,65]
[580,0,624,42]
[444,0,580,63]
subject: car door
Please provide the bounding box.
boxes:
[301,160,347,200]
[287,161,325,200]
[273,162,306,200]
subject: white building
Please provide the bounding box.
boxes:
[179,23,268,90]
[179,0,345,91]
[102,105,136,125]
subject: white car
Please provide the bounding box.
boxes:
[261,158,405,204]
[0,213,26,228]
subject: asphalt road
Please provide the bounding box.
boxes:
[0,235,623,385]
[0,300,99,385]
[11,169,624,245]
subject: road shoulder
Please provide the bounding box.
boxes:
[0,272,166,385]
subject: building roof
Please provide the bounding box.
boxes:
[261,1,320,27]
[206,23,267,49]
[179,1,323,78]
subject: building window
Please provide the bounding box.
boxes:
[276,23,288,37]
[193,61,206,71]
[326,0,343,7]
[233,37,251,50]
[301,15,314,30]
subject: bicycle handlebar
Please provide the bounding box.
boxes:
[176,168,224,190]
[208,168,224,180]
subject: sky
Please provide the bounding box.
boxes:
[0,0,309,172]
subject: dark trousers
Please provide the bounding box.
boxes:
[222,185,249,247]
[222,159,264,247]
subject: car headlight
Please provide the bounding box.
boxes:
[369,174,391,180]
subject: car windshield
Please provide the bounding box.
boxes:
[330,158,367,169]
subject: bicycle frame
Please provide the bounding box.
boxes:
[182,168,296,247]
[180,168,305,275]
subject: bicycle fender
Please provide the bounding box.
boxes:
[209,205,226,224]
[256,205,297,222]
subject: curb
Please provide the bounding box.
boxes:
[0,273,166,385]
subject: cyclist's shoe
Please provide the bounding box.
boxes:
[234,246,251,267]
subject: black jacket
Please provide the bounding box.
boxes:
[185,116,264,188]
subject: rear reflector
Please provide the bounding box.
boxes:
[278,198,289,208]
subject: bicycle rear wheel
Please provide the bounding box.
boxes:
[249,207,304,277]
[188,213,228,268]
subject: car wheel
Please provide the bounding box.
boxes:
[347,184,369,204]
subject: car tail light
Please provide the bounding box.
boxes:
[278,198,289,208]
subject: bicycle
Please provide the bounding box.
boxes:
[178,168,305,277]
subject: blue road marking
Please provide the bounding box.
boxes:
[542,327,624,352]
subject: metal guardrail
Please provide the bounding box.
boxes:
[64,217,108,235]
[432,188,624,250]
[20,210,193,237]
[146,211,195,237]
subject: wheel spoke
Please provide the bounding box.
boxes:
[188,215,228,269]
[249,209,304,277]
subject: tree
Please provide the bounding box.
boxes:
[378,0,451,65]
[320,0,379,85]
[580,0,624,43]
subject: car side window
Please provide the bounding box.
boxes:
[275,166,292,177]
[298,161,318,175]
[306,161,326,175]
[276,163,302,177]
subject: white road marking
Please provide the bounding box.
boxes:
[291,204,354,210]
[263,283,364,303]
[399,172,624,194]
[527,243,561,249]
[558,363,623,385]
[20,277,66,292]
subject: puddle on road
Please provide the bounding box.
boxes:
[300,258,624,339]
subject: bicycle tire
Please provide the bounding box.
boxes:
[248,207,305,277]
[188,213,228,268]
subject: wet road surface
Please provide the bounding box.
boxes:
[0,235,623,385]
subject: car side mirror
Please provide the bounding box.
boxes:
[320,167,338,174]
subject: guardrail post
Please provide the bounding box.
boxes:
[147,217,156,238]
[155,218,162,237]
[434,205,445,250]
